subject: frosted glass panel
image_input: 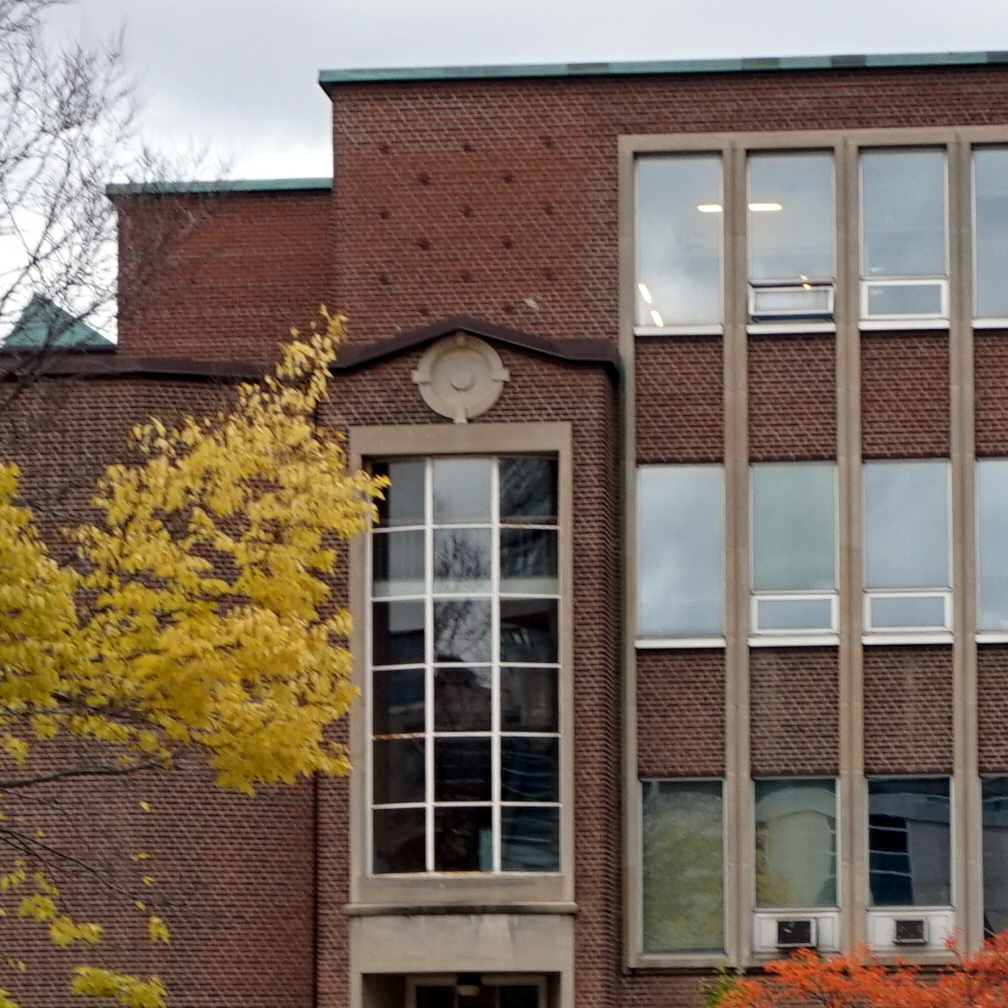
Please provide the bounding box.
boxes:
[864,461,949,590]
[752,462,836,592]
[637,465,723,637]
[974,148,1008,318]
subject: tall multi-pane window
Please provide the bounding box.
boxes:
[868,778,951,907]
[863,460,950,632]
[642,779,724,953]
[860,149,948,320]
[974,147,1008,320]
[977,459,1008,632]
[636,465,724,640]
[635,155,723,330]
[369,457,560,874]
[748,152,835,322]
[751,462,837,634]
[754,779,837,909]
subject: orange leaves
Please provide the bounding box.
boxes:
[720,932,1008,1008]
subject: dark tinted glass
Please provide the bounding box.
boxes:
[434,738,492,801]
[372,667,425,735]
[434,599,492,663]
[371,600,425,665]
[499,599,559,662]
[501,806,560,872]
[434,665,492,731]
[500,529,558,591]
[373,808,426,873]
[499,457,557,524]
[372,737,425,804]
[501,666,558,732]
[434,806,492,870]
[374,460,425,527]
[501,737,559,801]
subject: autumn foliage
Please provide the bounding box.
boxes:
[717,932,1008,1008]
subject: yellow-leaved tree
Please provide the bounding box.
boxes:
[0,309,386,1007]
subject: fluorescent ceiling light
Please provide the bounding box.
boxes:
[650,309,664,327]
[748,202,783,212]
[637,282,653,304]
[697,203,722,213]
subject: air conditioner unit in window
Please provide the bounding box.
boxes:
[776,918,817,950]
[894,918,928,946]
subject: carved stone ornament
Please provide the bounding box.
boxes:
[411,332,510,423]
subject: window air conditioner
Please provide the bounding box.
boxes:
[776,918,817,950]
[893,918,928,946]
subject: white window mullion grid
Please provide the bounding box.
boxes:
[424,458,436,873]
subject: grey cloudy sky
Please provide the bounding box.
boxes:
[45,0,1008,180]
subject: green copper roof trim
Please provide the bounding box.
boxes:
[319,49,1008,85]
[4,294,112,351]
[106,177,331,196]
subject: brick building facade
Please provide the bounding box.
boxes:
[8,49,1008,1008]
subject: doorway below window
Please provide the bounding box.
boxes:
[408,975,546,1008]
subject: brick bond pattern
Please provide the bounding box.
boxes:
[5,58,1008,1008]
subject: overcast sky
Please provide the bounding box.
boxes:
[44,0,1008,181]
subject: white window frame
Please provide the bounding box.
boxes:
[859,277,950,324]
[368,456,562,877]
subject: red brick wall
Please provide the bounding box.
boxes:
[975,331,1008,454]
[115,189,333,363]
[863,646,954,774]
[978,646,1008,772]
[637,651,726,777]
[749,335,835,461]
[749,648,840,775]
[635,339,723,463]
[861,334,950,457]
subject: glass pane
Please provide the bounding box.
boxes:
[864,461,949,590]
[501,806,560,872]
[748,152,834,282]
[755,596,834,631]
[500,457,557,524]
[868,778,950,907]
[434,528,492,592]
[373,807,426,873]
[636,155,722,327]
[372,600,425,665]
[434,737,492,801]
[434,806,493,870]
[751,285,832,317]
[642,779,723,953]
[974,148,1008,318]
[499,599,559,662]
[865,281,944,316]
[501,666,558,732]
[983,777,1008,935]
[434,599,492,663]
[373,737,425,804]
[752,462,836,592]
[501,737,559,802]
[434,665,492,731]
[637,465,723,638]
[372,529,425,597]
[978,459,1008,631]
[500,529,558,594]
[755,779,836,908]
[432,458,493,523]
[862,149,946,278]
[373,667,425,735]
[374,460,425,527]
[869,593,947,629]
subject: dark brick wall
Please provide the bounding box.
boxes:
[749,335,835,461]
[863,646,954,774]
[637,651,726,777]
[978,646,1008,772]
[975,330,1008,454]
[749,648,840,776]
[861,334,950,458]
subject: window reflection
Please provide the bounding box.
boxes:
[974,148,1008,319]
[978,459,1008,631]
[868,778,950,907]
[983,777,1008,935]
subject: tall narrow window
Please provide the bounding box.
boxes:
[863,460,950,632]
[751,462,837,634]
[983,777,1008,935]
[637,465,724,640]
[635,155,722,330]
[642,779,724,953]
[974,147,1008,320]
[861,149,948,320]
[369,457,560,874]
[977,459,1008,632]
[755,779,837,909]
[748,152,835,322]
[868,778,950,907]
